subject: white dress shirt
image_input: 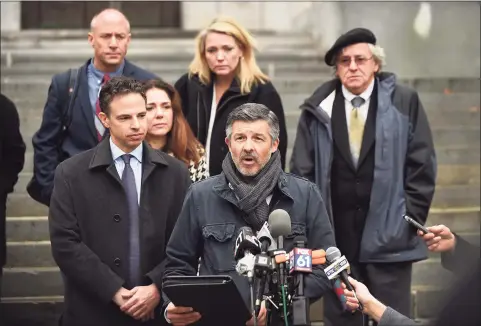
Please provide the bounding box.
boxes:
[205,86,218,173]
[341,78,375,129]
[109,137,143,204]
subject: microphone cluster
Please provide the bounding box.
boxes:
[234,209,327,326]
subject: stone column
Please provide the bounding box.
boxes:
[180,1,303,32]
[310,1,343,54]
[1,1,21,33]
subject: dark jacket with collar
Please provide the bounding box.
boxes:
[31,59,157,206]
[0,93,26,267]
[162,171,336,325]
[290,72,437,263]
[174,73,288,176]
[48,139,190,326]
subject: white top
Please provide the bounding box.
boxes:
[205,86,218,172]
[341,79,375,129]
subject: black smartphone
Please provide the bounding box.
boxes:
[403,215,430,234]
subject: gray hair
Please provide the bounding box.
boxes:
[332,43,387,74]
[368,44,386,70]
[225,103,280,142]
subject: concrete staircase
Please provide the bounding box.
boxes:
[1,33,479,326]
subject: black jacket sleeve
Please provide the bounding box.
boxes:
[31,74,69,204]
[49,163,125,304]
[254,82,288,170]
[441,234,480,274]
[146,163,192,289]
[0,94,26,194]
[174,73,190,117]
[161,184,202,306]
[290,110,316,182]
[404,91,436,224]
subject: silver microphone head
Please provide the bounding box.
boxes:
[326,247,342,264]
[235,252,255,276]
[268,209,291,238]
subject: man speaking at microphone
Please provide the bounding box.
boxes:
[162,103,336,325]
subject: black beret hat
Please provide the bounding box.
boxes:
[324,28,377,66]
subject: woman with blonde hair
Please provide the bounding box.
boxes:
[174,16,288,176]
[144,79,208,182]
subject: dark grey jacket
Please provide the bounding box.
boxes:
[290,72,437,263]
[162,172,336,321]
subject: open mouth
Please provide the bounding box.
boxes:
[242,157,256,164]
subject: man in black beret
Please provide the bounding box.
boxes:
[290,28,436,326]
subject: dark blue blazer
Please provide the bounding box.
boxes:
[31,59,157,205]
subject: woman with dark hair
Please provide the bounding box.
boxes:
[144,79,208,182]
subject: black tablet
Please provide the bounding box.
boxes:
[163,275,252,326]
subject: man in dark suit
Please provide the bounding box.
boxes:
[290,28,436,326]
[0,94,26,296]
[48,77,190,326]
[30,8,157,206]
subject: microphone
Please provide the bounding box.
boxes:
[268,209,291,284]
[324,247,363,311]
[257,221,277,253]
[253,222,275,317]
[289,236,312,296]
[234,226,261,326]
[290,236,311,326]
[275,249,326,265]
[234,226,261,261]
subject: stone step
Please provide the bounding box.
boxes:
[1,59,329,78]
[0,33,315,50]
[6,241,54,268]
[2,77,479,98]
[0,35,319,61]
[6,216,50,242]
[0,296,434,326]
[0,296,64,326]
[15,122,479,160]
[6,207,479,243]
[284,146,481,168]
[283,109,480,132]
[435,164,480,186]
[7,235,479,269]
[6,194,49,217]
[286,127,481,152]
[13,163,480,198]
[4,253,474,298]
[12,91,480,128]
[5,174,480,217]
[16,144,480,184]
[1,267,63,298]
[5,219,479,268]
[1,49,321,70]
[432,184,480,208]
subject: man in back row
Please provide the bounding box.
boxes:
[290,28,437,326]
[29,8,157,206]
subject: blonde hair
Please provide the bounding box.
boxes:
[188,16,269,94]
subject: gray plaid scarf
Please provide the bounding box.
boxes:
[222,150,282,230]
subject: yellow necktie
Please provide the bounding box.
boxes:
[348,97,366,166]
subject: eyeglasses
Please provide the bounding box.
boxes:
[337,56,373,67]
